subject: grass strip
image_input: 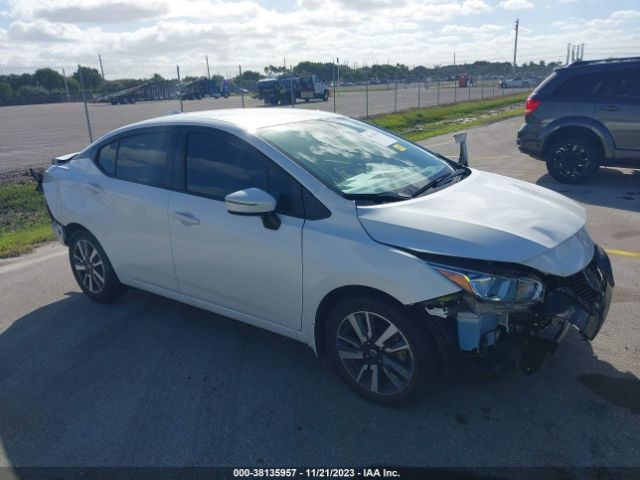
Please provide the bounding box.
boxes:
[370,93,527,141]
[0,181,55,258]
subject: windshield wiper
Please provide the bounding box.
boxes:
[410,167,471,198]
[343,192,410,204]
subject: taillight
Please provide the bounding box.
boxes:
[525,97,541,116]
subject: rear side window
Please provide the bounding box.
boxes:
[185,132,305,217]
[97,141,117,175]
[612,69,640,98]
[553,72,607,97]
[116,132,171,186]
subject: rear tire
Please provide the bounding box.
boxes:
[323,91,329,101]
[325,296,438,406]
[68,230,126,303]
[545,136,601,184]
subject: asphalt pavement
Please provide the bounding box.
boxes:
[0,117,638,469]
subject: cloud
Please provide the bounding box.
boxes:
[34,1,168,23]
[499,0,534,10]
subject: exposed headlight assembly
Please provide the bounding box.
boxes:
[431,264,544,304]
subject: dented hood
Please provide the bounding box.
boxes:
[357,170,594,277]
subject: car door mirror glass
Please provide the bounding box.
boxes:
[225,188,276,215]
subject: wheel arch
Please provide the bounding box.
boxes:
[62,222,93,246]
[541,121,613,163]
[313,285,403,356]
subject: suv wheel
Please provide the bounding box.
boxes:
[545,136,600,184]
[325,297,438,406]
[69,230,126,303]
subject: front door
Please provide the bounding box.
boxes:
[168,128,305,331]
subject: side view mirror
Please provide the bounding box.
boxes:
[454,132,469,167]
[225,188,281,230]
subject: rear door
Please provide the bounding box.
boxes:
[595,67,640,153]
[168,127,305,330]
[82,127,179,291]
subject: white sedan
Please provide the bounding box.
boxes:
[41,108,613,405]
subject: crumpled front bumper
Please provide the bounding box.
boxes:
[420,246,614,375]
[542,245,614,340]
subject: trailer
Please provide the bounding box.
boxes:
[95,79,179,105]
[256,74,329,106]
[181,78,230,100]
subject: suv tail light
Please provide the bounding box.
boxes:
[525,97,541,116]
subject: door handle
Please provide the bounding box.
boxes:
[87,182,104,194]
[174,211,200,226]
[600,105,620,111]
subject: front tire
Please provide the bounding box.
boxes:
[545,136,601,184]
[69,230,126,303]
[325,297,438,406]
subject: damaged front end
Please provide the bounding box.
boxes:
[417,246,614,375]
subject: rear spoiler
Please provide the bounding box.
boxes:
[29,151,79,193]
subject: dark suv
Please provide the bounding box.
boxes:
[517,58,640,183]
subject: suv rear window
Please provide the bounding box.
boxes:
[553,72,607,97]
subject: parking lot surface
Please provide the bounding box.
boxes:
[0,117,638,468]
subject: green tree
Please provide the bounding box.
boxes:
[0,81,14,103]
[73,67,103,90]
[33,68,63,93]
[17,85,48,103]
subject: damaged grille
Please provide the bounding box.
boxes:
[559,255,603,308]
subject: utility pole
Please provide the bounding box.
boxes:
[580,43,585,61]
[98,54,105,79]
[566,43,571,65]
[206,55,211,79]
[512,19,519,77]
[571,45,576,62]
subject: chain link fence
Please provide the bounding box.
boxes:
[0,61,533,178]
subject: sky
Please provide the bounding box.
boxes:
[0,0,638,78]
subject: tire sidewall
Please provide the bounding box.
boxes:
[68,230,124,303]
[545,136,600,184]
[325,296,438,406]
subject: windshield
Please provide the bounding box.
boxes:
[258,118,453,197]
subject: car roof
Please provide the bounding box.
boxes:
[131,108,341,131]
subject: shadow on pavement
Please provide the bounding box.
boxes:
[536,168,640,213]
[0,289,639,467]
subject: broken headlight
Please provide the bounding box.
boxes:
[431,264,544,304]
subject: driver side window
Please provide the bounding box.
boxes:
[184,131,304,217]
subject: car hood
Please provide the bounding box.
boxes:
[356,170,594,277]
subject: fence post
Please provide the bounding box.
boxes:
[61,67,71,102]
[481,75,484,100]
[492,77,495,98]
[454,76,457,104]
[239,65,245,108]
[417,79,421,109]
[437,77,440,106]
[365,80,369,118]
[468,80,471,101]
[176,65,183,112]
[77,65,93,143]
[332,63,336,113]
[394,75,398,112]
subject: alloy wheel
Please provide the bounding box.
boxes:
[72,239,105,294]
[553,144,591,180]
[336,311,415,395]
